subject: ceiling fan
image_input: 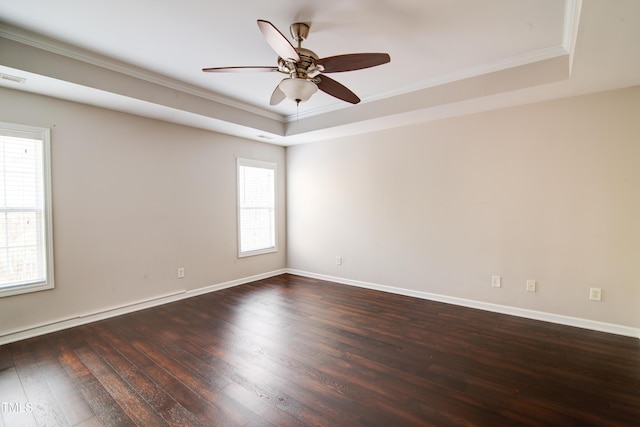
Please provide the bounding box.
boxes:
[202,20,390,106]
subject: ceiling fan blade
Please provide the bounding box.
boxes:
[202,66,278,73]
[270,80,287,105]
[317,75,360,104]
[257,20,300,62]
[316,53,390,73]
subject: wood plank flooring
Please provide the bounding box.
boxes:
[1,273,639,426]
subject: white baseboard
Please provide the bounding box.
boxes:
[3,268,637,345]
[0,269,287,345]
[287,269,640,339]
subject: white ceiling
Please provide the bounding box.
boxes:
[1,0,639,145]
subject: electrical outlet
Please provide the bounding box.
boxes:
[526,280,536,292]
[177,267,185,279]
[492,275,501,288]
[336,256,342,266]
[589,287,602,301]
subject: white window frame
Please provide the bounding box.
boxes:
[237,157,277,258]
[0,122,54,297]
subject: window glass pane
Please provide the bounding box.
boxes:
[240,208,275,252]
[0,136,42,209]
[239,166,274,207]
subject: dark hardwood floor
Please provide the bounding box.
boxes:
[1,274,639,426]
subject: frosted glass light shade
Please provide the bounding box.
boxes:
[279,78,318,103]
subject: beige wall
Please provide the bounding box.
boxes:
[0,88,286,336]
[287,86,640,329]
[2,85,638,338]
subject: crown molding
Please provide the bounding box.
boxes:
[563,0,582,52]
[287,1,582,123]
[0,24,285,123]
[564,0,583,75]
[287,44,569,123]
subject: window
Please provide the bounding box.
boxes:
[237,158,276,257]
[0,122,54,297]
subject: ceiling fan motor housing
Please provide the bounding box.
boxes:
[278,47,319,79]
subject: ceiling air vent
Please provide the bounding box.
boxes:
[0,73,27,84]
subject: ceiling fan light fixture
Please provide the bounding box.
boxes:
[279,78,317,104]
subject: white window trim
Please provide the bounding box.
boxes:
[237,157,277,258]
[0,122,55,297]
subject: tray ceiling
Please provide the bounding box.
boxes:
[1,1,639,144]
